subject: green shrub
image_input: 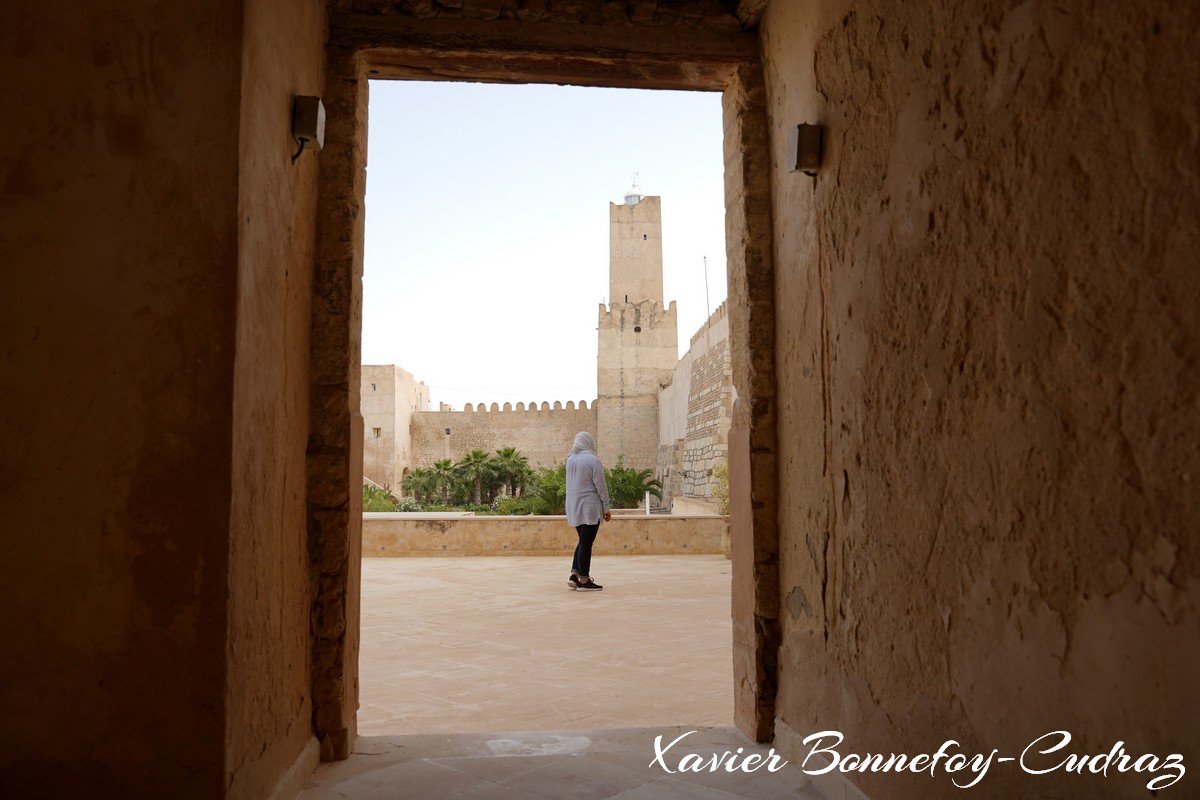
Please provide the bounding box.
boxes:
[362,483,398,512]
[492,495,549,516]
[605,455,663,509]
[395,497,421,512]
[711,461,730,516]
[532,462,566,515]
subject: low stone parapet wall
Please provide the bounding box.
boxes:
[362,514,730,557]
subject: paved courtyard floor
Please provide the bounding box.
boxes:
[358,555,734,735]
[300,555,829,799]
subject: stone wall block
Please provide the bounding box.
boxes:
[310,383,355,443]
[306,450,353,509]
[309,509,351,571]
[309,46,368,763]
[724,55,779,744]
[313,573,348,633]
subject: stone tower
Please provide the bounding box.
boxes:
[596,182,678,468]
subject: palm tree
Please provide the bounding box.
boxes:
[605,455,664,509]
[400,470,419,502]
[431,459,455,503]
[401,468,437,504]
[493,447,530,498]
[533,462,567,515]
[511,461,535,497]
[456,449,492,506]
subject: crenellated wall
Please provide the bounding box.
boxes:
[387,299,730,501]
[410,401,597,468]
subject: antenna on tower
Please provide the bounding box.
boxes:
[703,255,712,321]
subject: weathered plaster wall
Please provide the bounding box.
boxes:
[309,40,367,763]
[226,0,326,796]
[659,357,691,449]
[0,1,243,796]
[411,402,597,469]
[722,59,780,743]
[761,2,1200,797]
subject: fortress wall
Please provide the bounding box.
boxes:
[658,304,734,505]
[597,299,678,469]
[656,439,685,504]
[411,403,598,469]
[597,300,679,398]
[361,365,428,490]
[391,367,428,486]
[658,351,690,449]
[596,399,661,471]
[680,312,733,500]
[688,299,729,350]
[361,366,399,489]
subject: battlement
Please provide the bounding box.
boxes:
[598,299,677,317]
[410,402,599,469]
[689,300,728,348]
[454,399,593,413]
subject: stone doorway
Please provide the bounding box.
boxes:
[355,79,731,735]
[308,9,778,761]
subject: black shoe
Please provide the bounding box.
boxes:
[575,578,603,591]
[568,573,580,589]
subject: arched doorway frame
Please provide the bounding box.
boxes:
[307,12,780,761]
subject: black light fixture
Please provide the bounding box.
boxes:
[291,95,326,163]
[787,123,823,176]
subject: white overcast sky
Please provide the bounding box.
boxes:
[361,80,728,410]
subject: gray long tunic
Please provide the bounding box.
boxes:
[565,451,611,527]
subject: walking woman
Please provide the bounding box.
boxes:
[565,431,611,591]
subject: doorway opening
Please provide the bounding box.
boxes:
[358,79,733,737]
[307,23,778,759]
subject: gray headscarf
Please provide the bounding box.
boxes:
[571,431,596,456]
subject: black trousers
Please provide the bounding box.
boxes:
[572,523,600,577]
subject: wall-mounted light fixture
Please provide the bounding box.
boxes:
[786,123,823,176]
[291,95,325,163]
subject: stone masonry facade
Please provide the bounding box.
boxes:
[657,302,733,507]
[595,299,677,470]
[410,401,597,469]
[365,299,731,509]
[362,364,429,490]
[679,311,733,497]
